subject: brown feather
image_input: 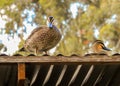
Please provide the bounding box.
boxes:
[24,25,61,53]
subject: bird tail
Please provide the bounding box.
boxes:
[19,47,26,52]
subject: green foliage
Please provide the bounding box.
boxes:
[0,0,15,8]
[35,0,72,26]
[100,24,114,40]
[0,44,4,50]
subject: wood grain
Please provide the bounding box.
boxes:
[0,56,120,64]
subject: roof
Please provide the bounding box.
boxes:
[0,53,120,86]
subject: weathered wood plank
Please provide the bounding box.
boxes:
[83,65,105,86]
[18,63,26,86]
[0,64,17,86]
[95,65,119,86]
[43,65,64,86]
[69,65,91,86]
[58,65,78,86]
[106,66,120,86]
[31,65,51,86]
[0,56,120,64]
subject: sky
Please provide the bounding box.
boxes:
[0,4,37,55]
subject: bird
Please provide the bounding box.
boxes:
[19,16,62,86]
[20,16,61,55]
[91,40,111,54]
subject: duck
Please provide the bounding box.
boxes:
[20,16,62,86]
[91,40,111,54]
[20,16,62,55]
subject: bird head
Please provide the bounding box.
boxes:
[92,40,111,53]
[47,16,54,29]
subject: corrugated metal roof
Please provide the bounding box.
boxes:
[0,53,120,86]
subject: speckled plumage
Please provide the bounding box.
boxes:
[24,18,61,55]
[23,17,62,86]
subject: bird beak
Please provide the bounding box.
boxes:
[102,46,111,51]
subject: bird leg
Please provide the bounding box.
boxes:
[45,51,48,54]
[35,47,38,56]
[43,51,49,56]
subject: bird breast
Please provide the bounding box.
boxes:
[25,26,61,52]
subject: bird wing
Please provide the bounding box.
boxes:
[25,25,46,43]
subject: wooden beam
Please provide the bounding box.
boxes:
[18,63,26,86]
[0,55,120,64]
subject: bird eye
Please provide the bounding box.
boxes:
[50,17,54,22]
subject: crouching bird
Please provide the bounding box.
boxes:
[91,40,111,54]
[20,16,62,86]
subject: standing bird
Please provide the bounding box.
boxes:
[91,40,111,54]
[21,16,61,55]
[20,16,62,86]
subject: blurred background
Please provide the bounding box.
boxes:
[0,0,120,55]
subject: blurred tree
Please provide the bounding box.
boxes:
[56,0,120,55]
[0,43,4,51]
[0,0,120,55]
